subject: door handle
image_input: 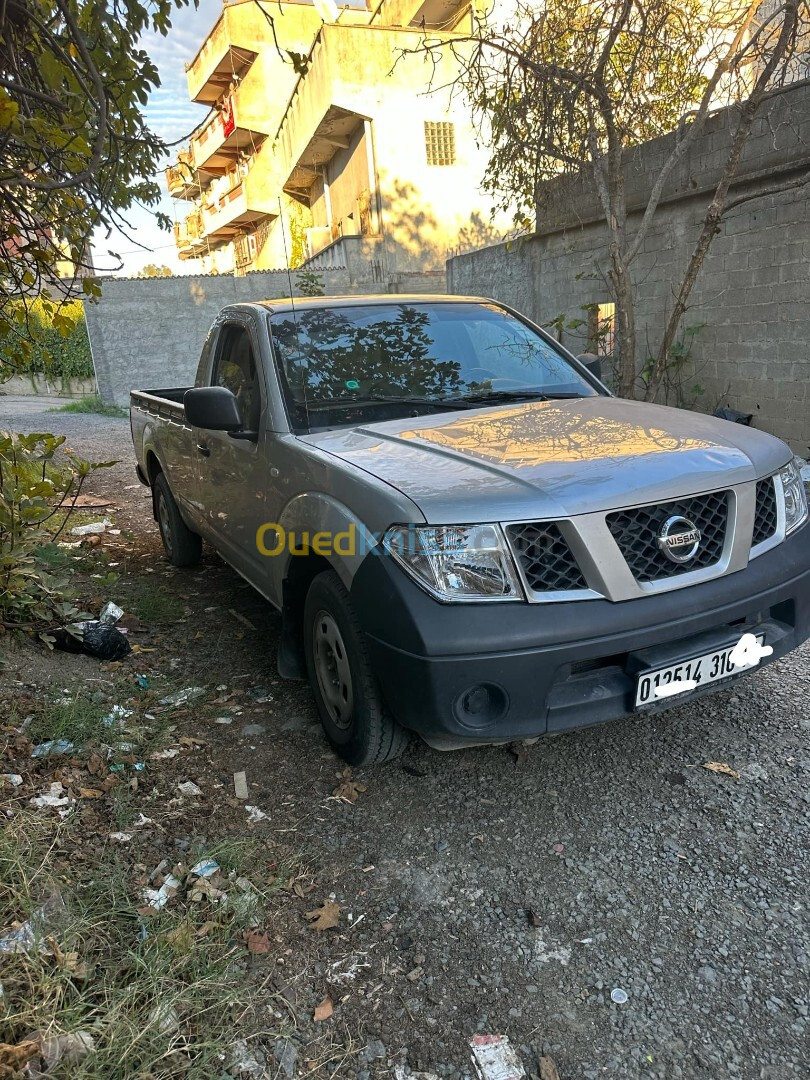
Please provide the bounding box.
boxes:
[196,442,210,457]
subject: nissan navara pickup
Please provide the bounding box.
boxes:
[130,296,810,764]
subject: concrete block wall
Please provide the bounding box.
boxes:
[447,81,810,455]
[86,268,357,407]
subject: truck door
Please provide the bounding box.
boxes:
[193,317,270,582]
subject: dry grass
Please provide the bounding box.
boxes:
[0,811,285,1078]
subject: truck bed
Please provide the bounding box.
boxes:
[130,387,189,423]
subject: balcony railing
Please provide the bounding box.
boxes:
[185,12,258,105]
[166,152,199,199]
[202,171,273,240]
[174,210,206,259]
[190,100,265,174]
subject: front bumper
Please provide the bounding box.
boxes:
[349,523,810,748]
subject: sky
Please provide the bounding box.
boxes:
[89,0,222,278]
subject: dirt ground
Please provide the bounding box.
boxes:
[2,399,809,1080]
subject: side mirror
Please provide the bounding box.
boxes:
[184,386,243,431]
[577,352,602,382]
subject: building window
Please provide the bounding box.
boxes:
[424,121,456,166]
[591,301,615,355]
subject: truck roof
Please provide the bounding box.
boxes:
[230,294,492,316]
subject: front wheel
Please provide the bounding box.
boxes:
[154,472,202,568]
[304,570,408,765]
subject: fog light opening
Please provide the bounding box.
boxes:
[453,683,509,728]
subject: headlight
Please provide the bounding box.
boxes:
[383,524,524,602]
[780,458,808,534]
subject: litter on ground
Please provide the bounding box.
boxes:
[470,1035,526,1080]
[159,687,205,708]
[142,873,182,912]
[233,771,249,800]
[190,859,220,879]
[29,782,73,816]
[69,520,114,536]
[31,739,74,758]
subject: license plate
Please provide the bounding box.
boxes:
[635,634,765,708]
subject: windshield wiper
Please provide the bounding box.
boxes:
[459,390,585,404]
[362,393,478,410]
[304,394,477,411]
[301,390,585,413]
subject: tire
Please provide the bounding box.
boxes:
[304,570,409,765]
[153,472,202,568]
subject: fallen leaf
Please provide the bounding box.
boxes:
[332,769,367,803]
[166,921,194,953]
[304,899,340,931]
[333,778,367,803]
[539,1057,561,1080]
[59,950,89,981]
[245,930,271,955]
[187,877,226,904]
[86,753,106,777]
[313,996,333,1022]
[0,1039,41,1076]
[702,761,740,779]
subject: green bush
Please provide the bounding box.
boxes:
[0,432,114,632]
[13,298,94,381]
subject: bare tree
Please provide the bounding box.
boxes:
[406,0,810,399]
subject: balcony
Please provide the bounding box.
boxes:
[202,173,275,241]
[378,0,472,30]
[186,12,258,106]
[191,100,266,175]
[174,210,206,260]
[166,151,202,200]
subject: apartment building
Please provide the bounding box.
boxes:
[167,0,505,282]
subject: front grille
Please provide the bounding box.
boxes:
[507,522,588,592]
[752,477,778,546]
[606,490,729,583]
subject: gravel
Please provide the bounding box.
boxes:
[4,395,809,1079]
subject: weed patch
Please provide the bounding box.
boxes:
[126,585,185,627]
[25,695,113,747]
[49,396,128,419]
[0,811,283,1078]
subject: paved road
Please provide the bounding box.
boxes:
[0,393,74,412]
[4,398,809,1080]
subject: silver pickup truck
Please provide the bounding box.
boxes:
[130,295,810,764]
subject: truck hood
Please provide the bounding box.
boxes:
[301,397,791,524]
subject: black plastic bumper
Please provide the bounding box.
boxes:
[349,523,810,748]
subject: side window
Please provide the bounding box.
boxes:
[212,324,261,430]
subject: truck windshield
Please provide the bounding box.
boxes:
[268,302,601,431]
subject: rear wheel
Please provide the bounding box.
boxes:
[304,570,408,765]
[154,472,202,568]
